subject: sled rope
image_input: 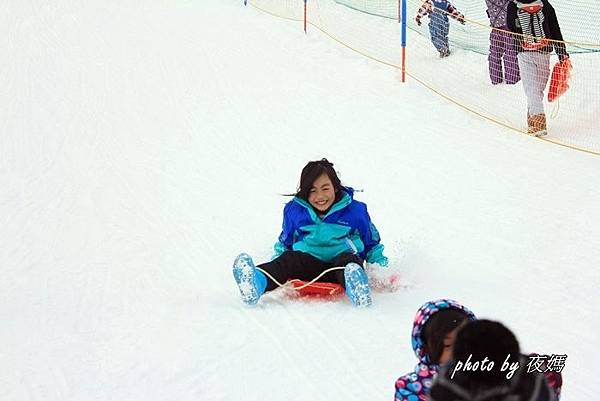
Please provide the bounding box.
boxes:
[550,99,560,119]
[256,266,346,290]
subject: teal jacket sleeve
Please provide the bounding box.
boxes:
[356,203,388,266]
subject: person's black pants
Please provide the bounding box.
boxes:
[257,251,363,292]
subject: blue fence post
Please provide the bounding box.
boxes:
[401,0,407,82]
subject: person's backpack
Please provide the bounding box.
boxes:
[514,0,549,50]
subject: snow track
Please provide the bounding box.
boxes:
[1,1,599,400]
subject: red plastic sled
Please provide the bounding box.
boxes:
[288,279,344,298]
[548,58,572,102]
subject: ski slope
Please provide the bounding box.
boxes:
[1,1,599,400]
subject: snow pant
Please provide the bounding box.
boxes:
[488,26,520,84]
[517,52,551,116]
[429,14,449,54]
[257,251,364,292]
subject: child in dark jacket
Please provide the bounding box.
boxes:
[415,0,465,58]
[232,158,388,307]
[507,0,569,136]
[429,320,557,401]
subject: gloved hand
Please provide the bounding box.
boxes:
[369,255,389,268]
[415,17,422,26]
[457,14,466,25]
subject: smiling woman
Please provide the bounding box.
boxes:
[231,158,389,307]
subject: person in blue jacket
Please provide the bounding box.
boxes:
[232,158,388,307]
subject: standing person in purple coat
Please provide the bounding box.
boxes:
[485,0,520,84]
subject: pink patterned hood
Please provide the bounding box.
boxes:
[394,299,476,401]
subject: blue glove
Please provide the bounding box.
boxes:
[366,244,388,267]
[371,255,389,268]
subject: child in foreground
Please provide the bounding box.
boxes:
[395,299,476,401]
[394,300,562,400]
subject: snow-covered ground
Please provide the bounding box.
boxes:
[1,1,599,400]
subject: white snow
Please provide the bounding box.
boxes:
[1,1,599,401]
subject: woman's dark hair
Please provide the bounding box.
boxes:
[294,158,342,201]
[452,319,520,386]
[422,309,470,364]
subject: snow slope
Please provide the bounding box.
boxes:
[1,1,599,400]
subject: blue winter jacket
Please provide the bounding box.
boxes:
[273,187,387,264]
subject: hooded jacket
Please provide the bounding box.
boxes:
[394,299,477,401]
[273,187,386,264]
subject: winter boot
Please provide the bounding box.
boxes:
[232,253,267,306]
[344,263,372,307]
[528,113,547,137]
